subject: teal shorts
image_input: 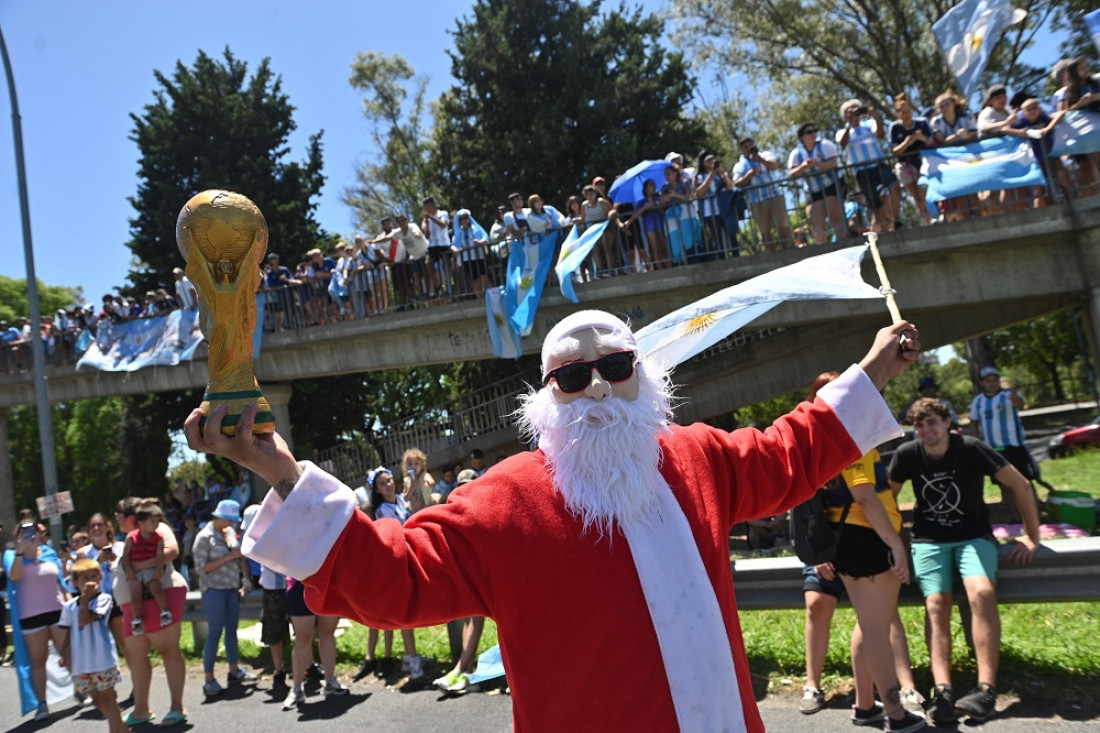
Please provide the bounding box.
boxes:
[912,537,999,596]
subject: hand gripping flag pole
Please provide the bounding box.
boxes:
[864,231,902,325]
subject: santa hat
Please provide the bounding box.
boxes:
[541,310,636,377]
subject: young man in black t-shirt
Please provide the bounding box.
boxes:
[888,398,1040,725]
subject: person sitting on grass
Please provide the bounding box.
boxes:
[120,504,172,635]
[888,397,1040,724]
[58,558,131,733]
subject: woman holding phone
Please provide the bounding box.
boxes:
[5,521,70,721]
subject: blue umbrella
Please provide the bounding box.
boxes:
[607,159,671,205]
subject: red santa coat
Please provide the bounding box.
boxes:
[283,401,866,732]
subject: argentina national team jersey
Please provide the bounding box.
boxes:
[969,391,1026,448]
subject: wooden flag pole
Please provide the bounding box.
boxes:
[865,231,903,325]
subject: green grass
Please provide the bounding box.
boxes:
[1041,446,1100,499]
[174,618,499,680]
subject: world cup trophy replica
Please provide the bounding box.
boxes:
[176,190,275,436]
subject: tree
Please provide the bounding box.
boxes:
[432,0,708,219]
[126,48,326,296]
[342,52,436,231]
[0,275,80,322]
[670,0,1060,148]
[988,310,1083,402]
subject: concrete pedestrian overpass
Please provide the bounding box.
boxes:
[1,199,1098,494]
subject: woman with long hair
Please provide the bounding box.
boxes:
[930,91,980,220]
[889,94,934,226]
[1059,57,1100,197]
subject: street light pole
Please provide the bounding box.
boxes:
[0,23,62,547]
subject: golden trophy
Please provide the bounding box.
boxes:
[176,190,275,436]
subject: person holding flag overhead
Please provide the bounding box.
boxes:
[188,243,922,731]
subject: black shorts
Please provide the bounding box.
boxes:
[285,581,314,617]
[809,184,840,203]
[428,246,451,264]
[21,609,62,632]
[801,564,846,599]
[109,599,123,620]
[261,588,289,645]
[855,163,897,211]
[998,444,1038,481]
[462,259,487,280]
[832,524,894,579]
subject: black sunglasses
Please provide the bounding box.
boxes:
[802,128,818,135]
[544,351,637,393]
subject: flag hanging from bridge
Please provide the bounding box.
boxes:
[919,136,1044,202]
[1048,110,1100,157]
[505,230,560,337]
[932,0,1026,100]
[486,286,522,359]
[1088,9,1100,56]
[555,221,610,303]
[634,245,884,371]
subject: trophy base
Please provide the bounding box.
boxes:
[198,388,276,436]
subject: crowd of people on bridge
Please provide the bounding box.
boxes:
[2,55,1096,376]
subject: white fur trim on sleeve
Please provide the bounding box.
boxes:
[817,364,903,455]
[241,461,356,580]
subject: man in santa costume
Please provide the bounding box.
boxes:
[185,310,919,732]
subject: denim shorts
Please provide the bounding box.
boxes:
[912,537,999,596]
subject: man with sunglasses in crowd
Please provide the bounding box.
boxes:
[185,309,920,732]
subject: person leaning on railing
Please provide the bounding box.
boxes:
[888,93,934,227]
[1057,56,1100,197]
[733,137,792,251]
[788,122,847,245]
[930,91,980,221]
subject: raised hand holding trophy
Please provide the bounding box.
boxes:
[177,190,275,435]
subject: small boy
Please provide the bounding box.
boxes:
[59,558,130,733]
[120,504,172,634]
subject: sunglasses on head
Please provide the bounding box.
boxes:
[544,351,637,393]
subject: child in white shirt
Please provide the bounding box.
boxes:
[58,558,128,733]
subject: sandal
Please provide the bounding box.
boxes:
[123,711,156,726]
[159,710,187,727]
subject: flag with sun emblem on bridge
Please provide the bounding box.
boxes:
[505,229,562,337]
[486,285,522,359]
[634,245,884,371]
[932,0,1026,100]
[555,221,610,303]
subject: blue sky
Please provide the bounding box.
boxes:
[0,1,1064,307]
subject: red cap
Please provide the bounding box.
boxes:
[592,176,606,186]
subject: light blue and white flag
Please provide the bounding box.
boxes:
[469,644,506,683]
[635,245,883,371]
[486,286,522,359]
[1087,9,1100,56]
[1049,110,1100,157]
[919,136,1043,202]
[932,0,1027,100]
[505,230,561,337]
[555,221,610,303]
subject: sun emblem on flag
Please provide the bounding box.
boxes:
[680,312,718,336]
[494,312,505,326]
[558,245,574,263]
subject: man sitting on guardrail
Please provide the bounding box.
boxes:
[186,310,920,732]
[889,397,1041,725]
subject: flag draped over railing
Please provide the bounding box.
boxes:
[919,137,1044,202]
[486,286,522,359]
[932,0,1026,100]
[634,245,884,371]
[555,221,610,303]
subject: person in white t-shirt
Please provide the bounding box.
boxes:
[59,558,133,732]
[421,197,453,300]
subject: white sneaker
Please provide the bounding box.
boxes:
[282,687,304,710]
[407,655,424,680]
[900,687,926,714]
[34,702,49,721]
[324,678,349,696]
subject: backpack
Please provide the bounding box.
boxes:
[790,477,852,566]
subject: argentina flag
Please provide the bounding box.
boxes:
[919,137,1043,202]
[1088,9,1100,56]
[1049,111,1100,157]
[635,245,883,372]
[932,0,1026,99]
[555,221,610,303]
[485,286,522,359]
[505,230,560,337]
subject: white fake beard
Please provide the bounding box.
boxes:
[516,362,674,537]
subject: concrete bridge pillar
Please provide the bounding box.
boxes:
[0,410,13,534]
[247,383,293,501]
[1084,290,1100,398]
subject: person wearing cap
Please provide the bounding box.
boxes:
[837,98,899,232]
[172,267,198,311]
[899,375,957,427]
[967,366,1043,521]
[192,499,257,697]
[190,310,920,731]
[890,397,1040,724]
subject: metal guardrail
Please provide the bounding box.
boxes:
[180,537,1099,625]
[731,536,1100,610]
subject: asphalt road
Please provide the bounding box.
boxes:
[3,665,1097,732]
